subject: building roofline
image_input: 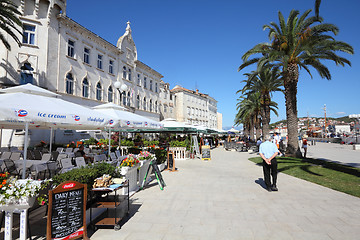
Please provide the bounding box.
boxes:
[135,60,163,78]
[58,14,121,53]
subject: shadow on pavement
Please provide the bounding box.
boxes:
[303,158,360,177]
[255,178,267,191]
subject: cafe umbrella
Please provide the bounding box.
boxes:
[0,84,116,178]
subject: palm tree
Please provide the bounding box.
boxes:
[235,93,261,141]
[239,65,282,136]
[0,0,23,50]
[239,8,353,157]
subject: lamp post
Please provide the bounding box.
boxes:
[114,81,128,106]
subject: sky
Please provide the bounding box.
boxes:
[67,0,360,129]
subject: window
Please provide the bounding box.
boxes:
[144,77,147,88]
[143,97,147,111]
[187,107,191,116]
[97,54,103,69]
[108,86,113,102]
[155,101,158,113]
[136,95,140,109]
[137,74,141,85]
[122,91,126,105]
[109,60,114,74]
[96,82,102,101]
[164,104,167,113]
[149,99,153,112]
[127,92,131,106]
[82,78,89,98]
[128,69,131,81]
[67,39,75,58]
[23,24,35,45]
[155,82,158,93]
[122,66,127,79]
[20,62,33,85]
[66,73,74,94]
[84,47,90,64]
[150,80,153,91]
[170,94,173,100]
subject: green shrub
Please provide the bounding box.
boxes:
[143,140,159,147]
[84,137,98,145]
[155,148,167,164]
[52,162,116,194]
[121,140,135,147]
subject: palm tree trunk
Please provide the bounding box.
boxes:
[249,121,255,141]
[262,94,271,137]
[255,119,261,140]
[284,63,302,157]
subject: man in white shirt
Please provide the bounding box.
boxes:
[259,135,279,192]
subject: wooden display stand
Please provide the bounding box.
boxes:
[166,151,177,172]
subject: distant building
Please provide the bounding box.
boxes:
[171,86,219,129]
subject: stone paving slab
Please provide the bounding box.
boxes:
[90,148,360,240]
[1,147,359,239]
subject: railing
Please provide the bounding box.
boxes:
[169,147,187,160]
[119,146,129,156]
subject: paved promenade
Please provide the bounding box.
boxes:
[90,148,360,240]
[304,142,360,168]
[2,147,359,239]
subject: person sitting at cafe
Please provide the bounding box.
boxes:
[76,144,92,163]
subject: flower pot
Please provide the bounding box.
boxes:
[120,166,130,175]
[0,197,36,211]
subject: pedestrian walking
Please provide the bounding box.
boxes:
[259,135,279,192]
[302,135,308,158]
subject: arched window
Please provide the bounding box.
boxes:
[127,91,131,107]
[20,62,33,85]
[149,99,153,112]
[108,86,113,102]
[122,91,126,105]
[136,95,140,109]
[66,73,74,94]
[96,82,102,101]
[122,66,127,79]
[82,78,89,98]
[128,68,131,81]
[143,97,147,111]
[155,101,158,113]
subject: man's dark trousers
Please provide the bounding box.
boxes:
[263,158,278,187]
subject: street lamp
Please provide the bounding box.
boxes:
[114,81,128,106]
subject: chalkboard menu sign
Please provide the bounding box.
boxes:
[201,145,211,161]
[47,181,89,240]
[167,151,175,171]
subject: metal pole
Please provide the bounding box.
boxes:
[108,128,111,159]
[22,122,29,179]
[49,127,53,152]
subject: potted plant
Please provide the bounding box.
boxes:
[0,173,48,209]
[117,154,139,176]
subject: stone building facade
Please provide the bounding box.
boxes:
[0,0,174,122]
[171,86,219,129]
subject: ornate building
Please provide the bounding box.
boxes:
[0,0,174,121]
